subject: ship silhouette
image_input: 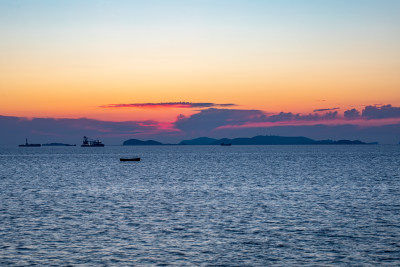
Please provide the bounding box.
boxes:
[81,136,105,147]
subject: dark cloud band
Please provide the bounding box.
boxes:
[313,107,340,112]
[344,105,400,120]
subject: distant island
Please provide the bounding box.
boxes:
[123,135,378,146]
[42,143,76,146]
[123,139,163,146]
[19,138,41,147]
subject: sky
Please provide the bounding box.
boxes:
[1,0,400,144]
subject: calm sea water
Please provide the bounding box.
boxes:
[0,145,399,266]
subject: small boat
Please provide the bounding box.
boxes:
[220,143,232,146]
[120,157,141,162]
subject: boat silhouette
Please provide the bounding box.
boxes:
[120,157,141,162]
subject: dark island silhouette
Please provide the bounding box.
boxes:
[19,138,41,147]
[123,135,378,146]
[123,139,163,146]
[179,137,217,145]
[42,143,76,146]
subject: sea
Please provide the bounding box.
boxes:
[0,145,399,266]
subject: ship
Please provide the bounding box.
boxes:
[81,136,105,147]
[19,138,41,147]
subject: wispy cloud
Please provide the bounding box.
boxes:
[313,107,340,112]
[100,102,236,109]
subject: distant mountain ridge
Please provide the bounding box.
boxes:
[211,136,315,145]
[123,135,377,145]
[123,139,163,146]
[210,136,376,145]
[179,137,217,145]
[42,143,76,146]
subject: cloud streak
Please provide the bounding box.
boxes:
[313,107,340,112]
[100,102,236,109]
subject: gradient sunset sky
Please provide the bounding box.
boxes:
[1,0,400,143]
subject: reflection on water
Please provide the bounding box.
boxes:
[1,145,399,265]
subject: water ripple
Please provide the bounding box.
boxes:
[0,145,399,265]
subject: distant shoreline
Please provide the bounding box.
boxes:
[8,134,385,147]
[123,135,379,146]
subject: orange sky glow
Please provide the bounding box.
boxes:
[1,1,399,125]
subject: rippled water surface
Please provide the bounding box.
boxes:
[1,145,400,265]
